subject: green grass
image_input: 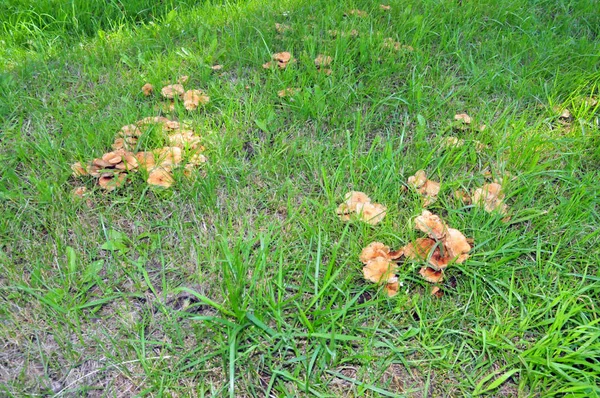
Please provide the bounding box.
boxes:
[1,0,599,396]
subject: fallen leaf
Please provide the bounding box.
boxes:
[161,84,185,99]
[431,286,443,297]
[380,4,391,10]
[419,266,444,283]
[141,83,154,96]
[454,113,472,124]
[183,89,210,110]
[363,257,398,283]
[211,64,223,71]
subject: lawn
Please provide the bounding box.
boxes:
[1,0,599,396]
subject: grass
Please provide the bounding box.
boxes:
[1,0,599,396]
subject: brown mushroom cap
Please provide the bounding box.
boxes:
[147,167,174,188]
[183,89,210,111]
[419,267,444,283]
[102,151,122,165]
[363,258,398,284]
[141,83,154,96]
[161,84,185,99]
[314,54,332,68]
[415,210,448,240]
[273,52,291,63]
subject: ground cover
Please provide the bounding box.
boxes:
[1,0,599,396]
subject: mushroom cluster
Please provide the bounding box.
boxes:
[358,211,471,296]
[314,54,333,75]
[345,9,368,17]
[71,117,207,191]
[402,210,471,284]
[71,149,138,192]
[336,191,387,225]
[360,242,403,297]
[454,182,509,216]
[407,170,440,207]
[328,29,359,39]
[263,52,294,69]
[277,87,300,98]
[382,37,413,52]
[142,77,210,111]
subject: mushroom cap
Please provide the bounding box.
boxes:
[419,266,444,283]
[141,83,154,96]
[161,84,185,99]
[363,258,398,284]
[273,52,292,63]
[415,210,448,240]
[183,89,210,110]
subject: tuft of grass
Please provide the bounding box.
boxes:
[1,0,599,396]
